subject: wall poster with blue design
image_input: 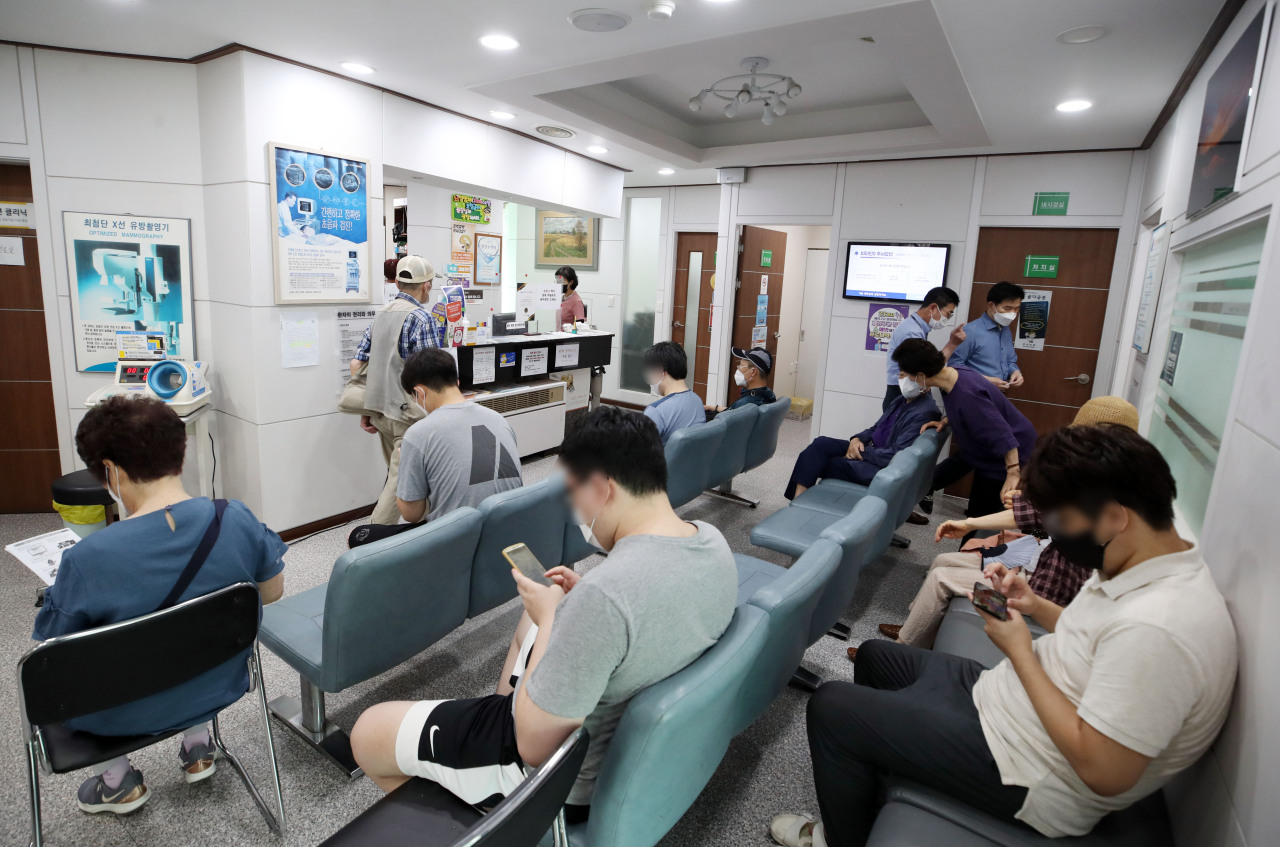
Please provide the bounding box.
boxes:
[269,142,371,305]
[62,211,193,372]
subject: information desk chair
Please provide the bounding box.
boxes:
[321,728,589,847]
[17,582,285,847]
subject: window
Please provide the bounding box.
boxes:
[1148,219,1263,533]
[620,197,663,393]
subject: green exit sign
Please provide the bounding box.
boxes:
[761,249,773,267]
[1024,255,1060,278]
[1033,191,1069,215]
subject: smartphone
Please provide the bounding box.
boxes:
[502,543,554,587]
[971,582,1009,621]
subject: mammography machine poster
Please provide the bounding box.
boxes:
[270,143,371,305]
[63,211,193,373]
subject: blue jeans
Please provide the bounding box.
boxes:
[785,437,881,499]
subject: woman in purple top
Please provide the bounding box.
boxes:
[893,338,1039,518]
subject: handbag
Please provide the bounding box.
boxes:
[338,361,369,416]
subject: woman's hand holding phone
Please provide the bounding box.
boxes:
[543,566,580,594]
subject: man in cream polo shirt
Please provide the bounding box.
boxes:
[769,424,1237,847]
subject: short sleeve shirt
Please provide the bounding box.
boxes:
[33,498,286,736]
[643,390,707,444]
[523,521,737,805]
[971,544,1237,837]
[885,313,930,385]
[397,401,523,520]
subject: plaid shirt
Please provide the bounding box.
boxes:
[1013,493,1091,608]
[352,292,444,361]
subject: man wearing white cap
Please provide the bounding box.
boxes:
[349,255,445,525]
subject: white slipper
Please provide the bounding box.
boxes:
[770,812,827,847]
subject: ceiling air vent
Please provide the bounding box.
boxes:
[568,9,632,32]
[536,126,576,139]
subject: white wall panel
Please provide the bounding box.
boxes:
[35,52,202,184]
[561,151,624,218]
[0,45,25,144]
[202,181,273,308]
[196,53,248,186]
[211,411,265,518]
[1142,119,1177,217]
[241,53,384,189]
[737,165,838,217]
[250,305,353,425]
[980,152,1134,217]
[206,301,261,424]
[841,158,976,242]
[256,412,386,530]
[673,185,721,226]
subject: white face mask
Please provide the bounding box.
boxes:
[899,375,926,400]
[572,484,610,551]
[646,372,663,396]
[734,369,748,387]
[992,310,1017,327]
[928,309,952,330]
[106,464,128,518]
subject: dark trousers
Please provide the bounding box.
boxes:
[786,436,880,500]
[882,383,902,412]
[929,456,1005,518]
[807,641,1028,846]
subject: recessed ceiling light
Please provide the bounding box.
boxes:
[490,110,516,121]
[341,62,374,74]
[1056,25,1109,45]
[658,167,675,175]
[479,34,520,50]
[587,145,609,155]
[1056,99,1093,112]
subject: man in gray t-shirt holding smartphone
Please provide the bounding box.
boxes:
[350,406,737,820]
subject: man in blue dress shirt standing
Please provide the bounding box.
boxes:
[883,287,965,411]
[948,281,1026,391]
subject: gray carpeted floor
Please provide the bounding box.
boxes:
[0,417,966,847]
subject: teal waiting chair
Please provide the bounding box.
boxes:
[663,416,726,508]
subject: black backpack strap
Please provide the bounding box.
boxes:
[156,499,228,611]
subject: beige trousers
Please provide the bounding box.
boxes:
[897,551,990,649]
[369,413,414,525]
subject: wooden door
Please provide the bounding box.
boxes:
[729,226,788,405]
[672,232,717,401]
[0,164,61,512]
[968,226,1120,434]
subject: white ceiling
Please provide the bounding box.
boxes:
[0,0,1222,186]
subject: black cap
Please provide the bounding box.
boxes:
[731,346,773,375]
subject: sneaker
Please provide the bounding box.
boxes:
[771,813,827,847]
[179,740,217,784]
[77,767,148,815]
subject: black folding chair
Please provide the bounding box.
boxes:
[17,582,286,847]
[321,727,590,847]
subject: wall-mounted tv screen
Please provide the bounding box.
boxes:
[843,241,951,302]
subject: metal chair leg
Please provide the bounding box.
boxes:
[789,666,821,692]
[213,714,283,835]
[891,532,911,549]
[26,739,43,847]
[703,478,760,508]
[268,677,362,778]
[553,808,569,847]
[253,646,287,835]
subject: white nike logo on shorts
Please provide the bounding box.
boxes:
[429,725,440,759]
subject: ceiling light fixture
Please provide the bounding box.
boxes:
[479,34,520,50]
[537,125,576,139]
[647,1,675,20]
[690,57,802,126]
[490,110,516,121]
[569,8,632,31]
[658,168,676,175]
[1056,25,1109,44]
[1056,99,1093,112]
[341,62,374,75]
[587,145,609,154]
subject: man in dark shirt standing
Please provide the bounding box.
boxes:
[894,338,1038,517]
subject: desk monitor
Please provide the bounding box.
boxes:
[493,312,526,336]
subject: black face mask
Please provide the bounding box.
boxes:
[1052,528,1110,571]
[561,284,569,295]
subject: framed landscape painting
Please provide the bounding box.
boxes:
[535,210,600,271]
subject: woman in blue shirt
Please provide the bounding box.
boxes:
[33,396,286,816]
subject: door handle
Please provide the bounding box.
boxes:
[673,321,684,328]
[1064,373,1091,385]
[773,332,781,339]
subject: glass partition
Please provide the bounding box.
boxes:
[1148,218,1264,533]
[620,196,663,392]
